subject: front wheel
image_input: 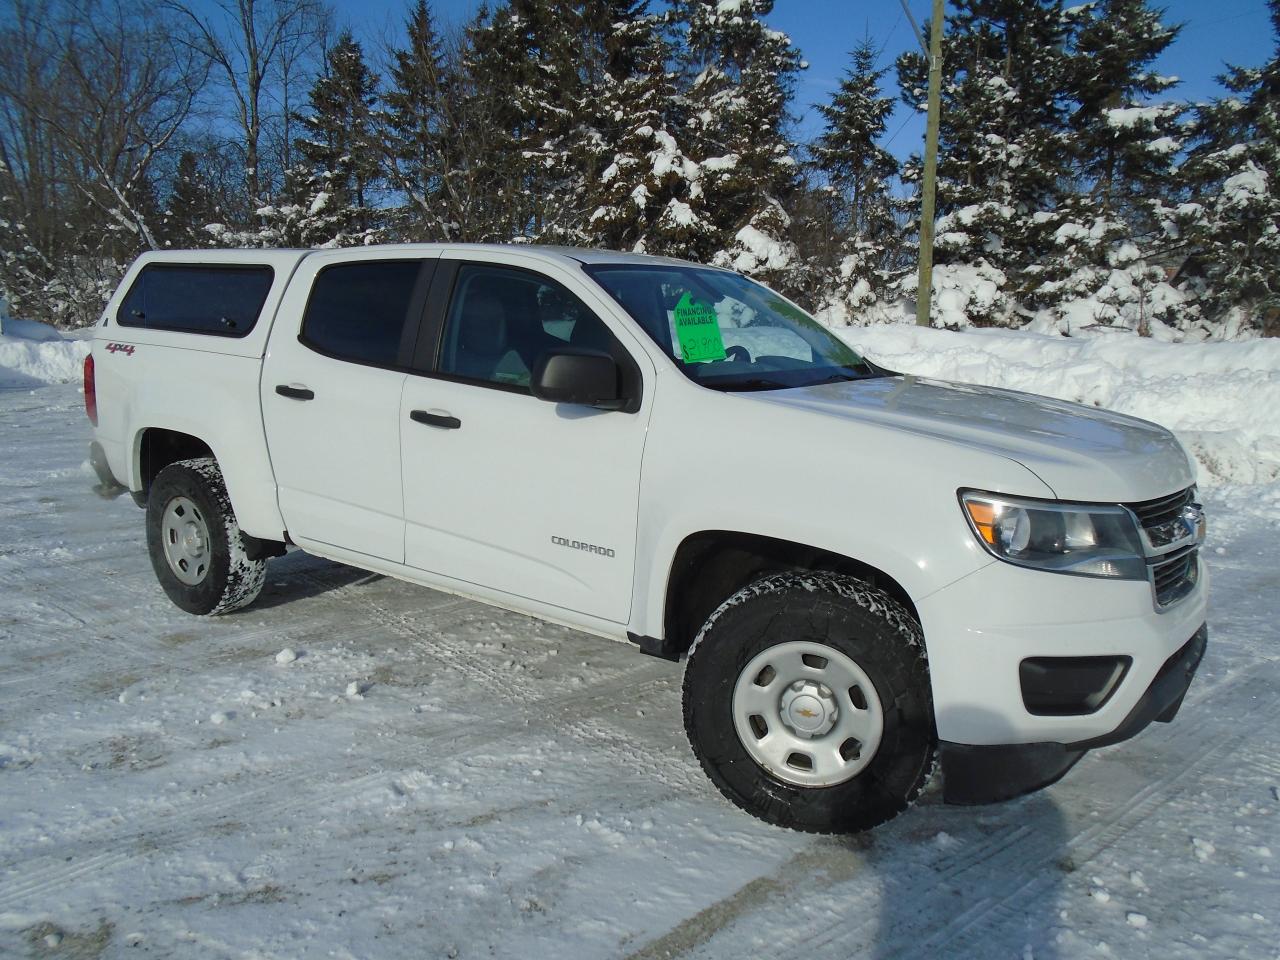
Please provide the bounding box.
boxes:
[683,572,936,833]
[146,458,266,615]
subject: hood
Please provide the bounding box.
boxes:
[750,375,1194,503]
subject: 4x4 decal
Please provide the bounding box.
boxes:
[106,343,135,356]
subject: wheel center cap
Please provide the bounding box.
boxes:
[183,522,205,554]
[788,694,825,730]
[780,681,838,738]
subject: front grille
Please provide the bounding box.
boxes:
[1136,488,1192,542]
[1126,486,1200,608]
[1152,544,1199,607]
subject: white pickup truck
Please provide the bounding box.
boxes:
[85,244,1208,833]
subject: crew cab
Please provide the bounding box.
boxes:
[84,244,1209,832]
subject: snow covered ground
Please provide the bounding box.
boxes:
[1,322,1278,958]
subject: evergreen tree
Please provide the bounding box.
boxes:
[813,41,898,243]
[381,0,451,240]
[1181,0,1280,336]
[670,0,804,291]
[294,31,382,244]
[203,164,348,249]
[1069,0,1181,218]
[579,4,696,252]
[898,1,1078,325]
[522,0,630,244]
[463,1,566,239]
[1045,0,1186,333]
[161,151,222,247]
[810,40,899,313]
[462,0,687,246]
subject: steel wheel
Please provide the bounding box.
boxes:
[161,495,211,586]
[731,640,885,788]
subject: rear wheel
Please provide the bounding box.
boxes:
[146,458,266,615]
[683,572,936,833]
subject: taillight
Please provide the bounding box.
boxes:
[84,353,98,425]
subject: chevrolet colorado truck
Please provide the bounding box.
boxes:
[84,244,1209,833]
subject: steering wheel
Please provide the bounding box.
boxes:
[717,344,752,364]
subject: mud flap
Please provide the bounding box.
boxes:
[940,741,1086,806]
[88,441,128,500]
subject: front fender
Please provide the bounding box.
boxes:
[628,377,1053,645]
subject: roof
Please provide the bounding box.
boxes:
[137,242,727,272]
[336,242,721,270]
[513,244,718,269]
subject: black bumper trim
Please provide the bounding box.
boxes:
[940,741,1085,805]
[941,623,1207,805]
[88,441,129,500]
[1066,623,1207,750]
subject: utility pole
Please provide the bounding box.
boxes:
[912,0,945,327]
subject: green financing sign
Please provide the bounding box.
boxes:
[673,292,727,363]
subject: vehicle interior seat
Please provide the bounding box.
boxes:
[452,289,528,385]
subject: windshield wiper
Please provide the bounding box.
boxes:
[713,377,794,392]
[808,372,863,385]
[807,364,883,385]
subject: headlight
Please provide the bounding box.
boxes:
[960,491,1146,579]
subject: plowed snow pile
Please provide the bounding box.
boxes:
[0,316,91,388]
[836,324,1280,486]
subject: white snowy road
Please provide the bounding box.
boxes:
[1,382,1278,959]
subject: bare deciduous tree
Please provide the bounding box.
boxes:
[0,0,206,325]
[163,0,329,205]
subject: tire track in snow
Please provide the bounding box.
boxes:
[634,660,1279,960]
[622,839,868,960]
[0,433,689,911]
[0,651,674,911]
[924,670,1280,960]
[782,663,1280,960]
[0,556,458,708]
[299,564,566,709]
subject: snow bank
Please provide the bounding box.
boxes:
[835,324,1280,486]
[0,316,92,388]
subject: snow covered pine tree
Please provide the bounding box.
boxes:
[1045,0,1188,335]
[670,0,805,294]
[809,39,900,322]
[897,0,1077,327]
[1179,0,1280,337]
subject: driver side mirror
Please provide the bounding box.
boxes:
[531,349,625,410]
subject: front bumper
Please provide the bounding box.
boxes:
[941,624,1206,804]
[1068,623,1206,749]
[919,554,1208,747]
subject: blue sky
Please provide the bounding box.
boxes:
[337,0,1274,158]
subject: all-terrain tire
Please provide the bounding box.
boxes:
[683,572,937,833]
[146,458,267,616]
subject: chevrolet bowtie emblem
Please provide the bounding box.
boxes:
[796,708,819,718]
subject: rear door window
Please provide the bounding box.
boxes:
[300,260,432,369]
[117,264,274,336]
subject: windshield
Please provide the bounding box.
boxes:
[585,264,881,391]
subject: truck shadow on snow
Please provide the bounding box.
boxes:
[247,551,386,612]
[865,702,1069,960]
[865,789,1068,960]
